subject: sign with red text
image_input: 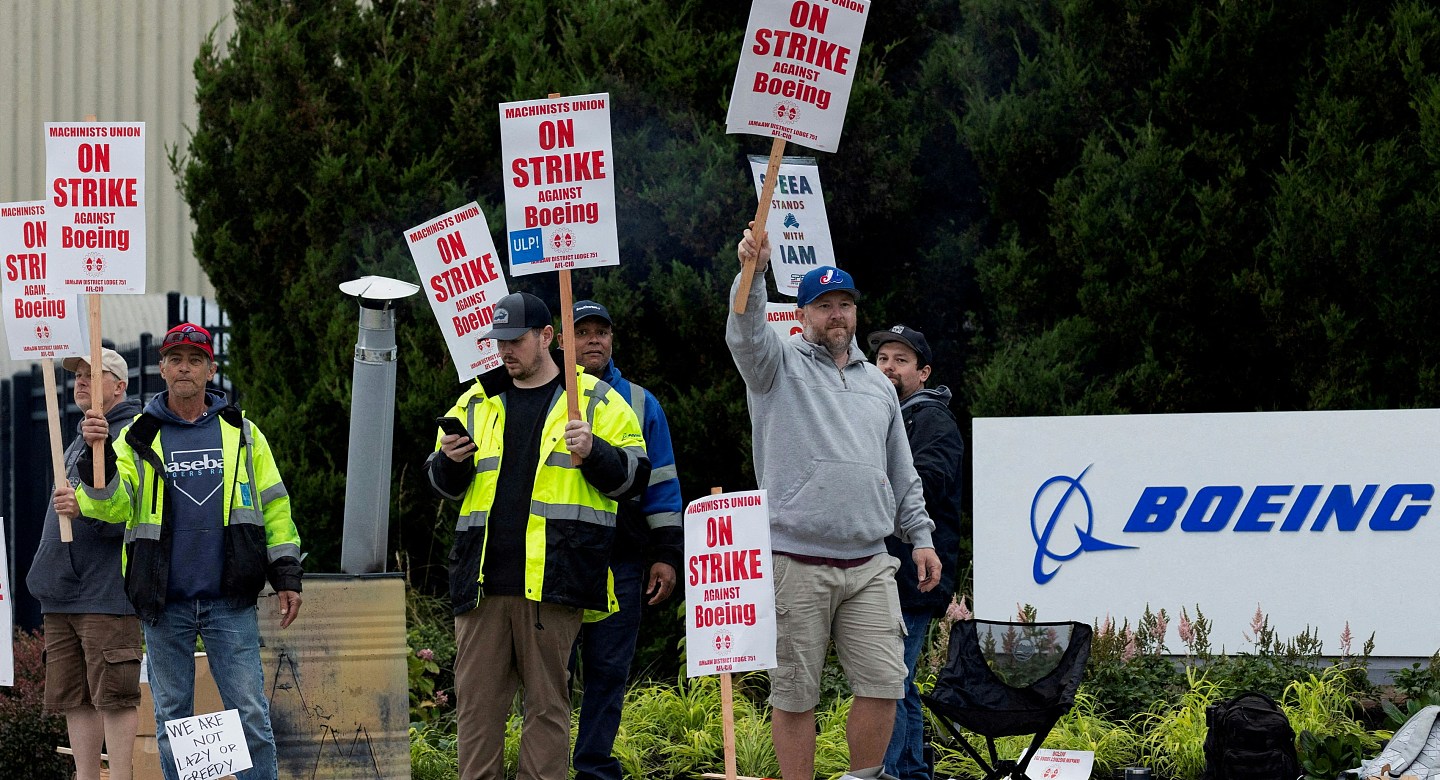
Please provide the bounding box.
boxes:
[44,123,146,294]
[1018,749,1093,780]
[405,202,510,381]
[765,302,803,341]
[749,155,834,296]
[726,0,870,152]
[499,94,619,276]
[2,201,88,361]
[684,490,776,677]
[1,517,12,687]
[164,708,252,779]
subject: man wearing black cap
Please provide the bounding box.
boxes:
[425,291,650,780]
[729,228,941,780]
[562,299,684,780]
[869,325,964,780]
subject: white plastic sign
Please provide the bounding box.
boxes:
[1020,749,1095,780]
[44,122,146,294]
[0,517,12,687]
[764,302,803,341]
[405,202,510,381]
[499,94,619,276]
[975,408,1440,657]
[748,156,835,297]
[164,708,253,780]
[684,490,777,677]
[726,0,870,152]
[2,201,87,360]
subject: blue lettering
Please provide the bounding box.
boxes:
[1311,484,1377,531]
[1180,485,1242,532]
[1369,483,1433,530]
[1123,486,1186,532]
[1278,484,1322,531]
[1233,485,1292,531]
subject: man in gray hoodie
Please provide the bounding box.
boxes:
[31,348,143,780]
[728,227,941,780]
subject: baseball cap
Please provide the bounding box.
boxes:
[867,324,933,368]
[62,348,129,380]
[159,323,215,361]
[572,299,613,326]
[796,266,861,307]
[481,292,552,341]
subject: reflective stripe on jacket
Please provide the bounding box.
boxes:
[76,406,303,623]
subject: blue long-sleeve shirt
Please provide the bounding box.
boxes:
[596,360,684,572]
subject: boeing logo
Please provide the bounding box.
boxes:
[1031,468,1435,584]
[1031,466,1134,585]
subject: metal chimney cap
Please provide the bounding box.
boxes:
[339,276,420,303]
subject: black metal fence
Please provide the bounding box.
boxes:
[2,292,231,631]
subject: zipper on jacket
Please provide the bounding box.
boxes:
[149,469,160,515]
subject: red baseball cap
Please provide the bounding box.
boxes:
[159,322,215,360]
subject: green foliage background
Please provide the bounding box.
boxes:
[175,0,1440,609]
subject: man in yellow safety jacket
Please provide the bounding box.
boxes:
[70,322,301,780]
[425,292,648,780]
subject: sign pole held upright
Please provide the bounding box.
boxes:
[547,92,584,465]
[41,361,73,542]
[733,138,786,315]
[713,484,739,780]
[83,115,105,488]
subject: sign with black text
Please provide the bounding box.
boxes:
[748,156,834,297]
[164,708,252,780]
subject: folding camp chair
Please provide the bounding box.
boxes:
[921,619,1093,780]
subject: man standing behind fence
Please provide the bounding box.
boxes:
[70,322,303,780]
[34,348,143,780]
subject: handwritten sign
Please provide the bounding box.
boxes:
[0,517,12,687]
[726,0,870,152]
[44,122,146,294]
[2,201,87,360]
[748,156,835,297]
[499,93,619,276]
[684,490,777,677]
[164,708,252,780]
[405,202,510,381]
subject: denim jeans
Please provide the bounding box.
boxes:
[884,609,934,780]
[143,598,276,780]
[572,559,645,780]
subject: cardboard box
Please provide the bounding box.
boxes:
[132,652,234,780]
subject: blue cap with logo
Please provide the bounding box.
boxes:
[572,299,613,326]
[796,265,861,307]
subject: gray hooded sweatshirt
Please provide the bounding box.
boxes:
[26,397,143,614]
[725,272,934,558]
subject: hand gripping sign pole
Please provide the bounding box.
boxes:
[725,0,871,313]
[549,93,583,464]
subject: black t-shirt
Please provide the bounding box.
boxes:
[481,374,563,595]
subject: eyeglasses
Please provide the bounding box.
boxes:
[163,330,211,347]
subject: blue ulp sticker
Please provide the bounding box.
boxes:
[509,229,544,264]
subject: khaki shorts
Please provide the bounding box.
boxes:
[768,554,906,712]
[43,613,144,714]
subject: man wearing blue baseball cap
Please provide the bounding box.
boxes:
[728,227,941,780]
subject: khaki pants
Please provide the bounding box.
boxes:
[455,596,583,780]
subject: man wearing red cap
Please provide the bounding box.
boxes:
[72,322,303,780]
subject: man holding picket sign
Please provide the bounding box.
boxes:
[728,229,941,780]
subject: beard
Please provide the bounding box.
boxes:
[806,323,854,358]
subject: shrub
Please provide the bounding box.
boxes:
[0,630,70,780]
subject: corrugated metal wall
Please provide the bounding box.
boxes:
[0,0,235,297]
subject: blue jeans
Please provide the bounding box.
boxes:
[143,598,277,780]
[572,560,645,780]
[885,610,934,780]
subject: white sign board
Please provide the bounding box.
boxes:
[2,201,87,361]
[764,302,803,341]
[405,202,510,381]
[684,490,777,677]
[1020,749,1094,780]
[44,122,146,294]
[499,94,619,276]
[726,0,869,153]
[975,409,1440,657]
[164,708,252,780]
[748,156,835,297]
[0,517,12,687]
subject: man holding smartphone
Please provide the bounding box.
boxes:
[424,292,650,780]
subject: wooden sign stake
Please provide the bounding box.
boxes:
[84,113,105,488]
[712,485,739,780]
[42,359,73,542]
[548,93,583,466]
[733,137,786,315]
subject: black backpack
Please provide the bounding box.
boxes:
[1201,692,1302,780]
